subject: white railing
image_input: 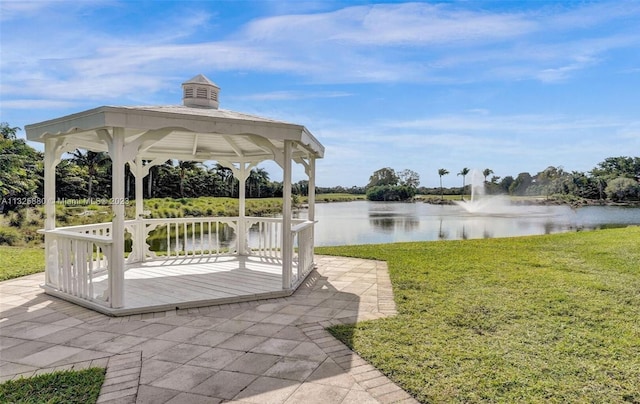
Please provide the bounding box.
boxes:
[247,217,283,258]
[44,216,316,306]
[54,222,112,237]
[290,220,315,288]
[128,217,239,261]
[126,217,306,263]
[41,229,113,307]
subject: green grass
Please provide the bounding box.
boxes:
[144,196,284,218]
[0,368,105,404]
[417,194,469,203]
[0,246,44,281]
[317,227,640,403]
[313,193,366,202]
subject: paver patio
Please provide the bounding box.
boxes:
[0,255,418,403]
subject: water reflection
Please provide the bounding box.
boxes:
[127,202,640,251]
[146,223,236,252]
[311,201,640,246]
[368,212,420,233]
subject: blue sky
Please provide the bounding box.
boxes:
[1,0,639,188]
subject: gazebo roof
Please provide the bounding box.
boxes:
[25,76,324,164]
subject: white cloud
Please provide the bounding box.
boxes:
[0,99,79,109]
[385,113,624,135]
[2,0,639,108]
[235,90,352,101]
[242,3,536,46]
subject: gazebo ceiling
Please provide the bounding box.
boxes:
[25,75,324,165]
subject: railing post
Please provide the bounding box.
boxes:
[134,156,145,262]
[282,141,293,289]
[307,157,316,270]
[238,164,247,255]
[109,128,125,308]
[43,138,58,287]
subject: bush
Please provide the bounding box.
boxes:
[605,177,639,202]
[8,210,24,227]
[0,227,22,246]
[366,185,416,201]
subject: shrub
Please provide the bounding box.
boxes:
[366,185,416,201]
[606,177,640,202]
[8,210,24,227]
[0,227,22,246]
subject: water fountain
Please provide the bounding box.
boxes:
[454,169,515,215]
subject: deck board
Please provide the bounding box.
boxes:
[116,255,285,313]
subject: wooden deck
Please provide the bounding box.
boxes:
[43,256,292,316]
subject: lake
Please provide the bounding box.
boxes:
[307,201,640,246]
[144,200,640,251]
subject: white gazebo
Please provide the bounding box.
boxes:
[25,74,324,316]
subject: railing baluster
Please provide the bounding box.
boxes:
[88,242,94,299]
[70,239,77,296]
[77,239,85,298]
[216,221,220,255]
[62,239,70,293]
[268,222,273,257]
[175,222,179,257]
[166,224,171,257]
[200,220,204,255]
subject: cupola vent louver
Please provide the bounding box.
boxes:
[182,74,220,109]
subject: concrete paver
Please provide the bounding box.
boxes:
[0,256,419,403]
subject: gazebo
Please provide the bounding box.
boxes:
[25,74,324,316]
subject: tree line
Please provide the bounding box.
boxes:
[364,161,640,203]
[2,122,639,212]
[427,162,640,202]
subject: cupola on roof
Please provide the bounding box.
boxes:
[182,74,220,109]
[25,74,325,161]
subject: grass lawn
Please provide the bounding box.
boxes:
[313,193,366,202]
[317,227,640,403]
[0,246,44,281]
[0,368,105,404]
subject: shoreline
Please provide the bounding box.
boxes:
[419,196,640,208]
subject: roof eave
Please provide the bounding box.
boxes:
[25,106,324,159]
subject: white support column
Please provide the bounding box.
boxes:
[110,128,125,308]
[219,160,256,256]
[282,141,293,289]
[42,138,73,288]
[308,157,316,222]
[307,156,316,268]
[134,157,144,219]
[129,157,145,263]
[43,138,57,287]
[238,163,248,255]
[43,139,57,231]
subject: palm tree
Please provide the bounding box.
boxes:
[70,149,110,199]
[458,167,470,200]
[177,161,198,197]
[150,160,175,197]
[482,168,494,183]
[248,168,270,198]
[437,168,449,200]
[214,163,235,197]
